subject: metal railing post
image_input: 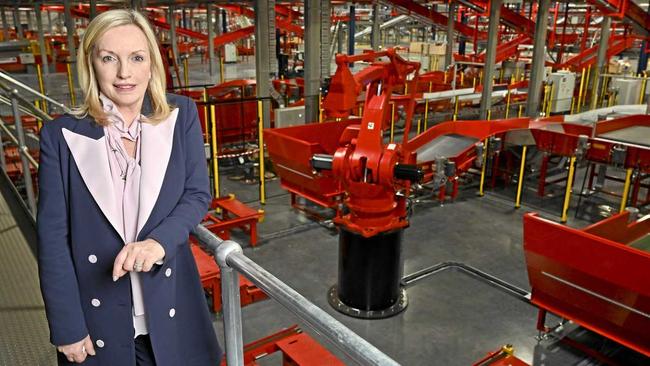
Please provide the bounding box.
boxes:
[11,92,37,216]
[215,240,245,366]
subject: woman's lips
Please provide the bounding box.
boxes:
[114,84,136,91]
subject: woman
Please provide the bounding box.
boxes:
[37,9,221,365]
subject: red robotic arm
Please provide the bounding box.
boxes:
[315,49,422,237]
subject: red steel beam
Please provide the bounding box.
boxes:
[385,0,487,40]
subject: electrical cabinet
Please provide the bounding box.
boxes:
[548,71,576,113]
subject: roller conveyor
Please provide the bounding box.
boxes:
[415,134,478,164]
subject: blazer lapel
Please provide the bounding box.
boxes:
[136,108,179,237]
[62,128,126,242]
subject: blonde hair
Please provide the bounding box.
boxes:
[72,9,170,125]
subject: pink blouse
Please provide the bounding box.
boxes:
[100,93,148,338]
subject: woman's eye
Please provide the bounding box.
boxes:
[133,55,144,62]
[101,55,114,63]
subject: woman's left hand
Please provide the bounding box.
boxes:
[112,239,166,281]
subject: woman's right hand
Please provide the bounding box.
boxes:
[57,335,96,363]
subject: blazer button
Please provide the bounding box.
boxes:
[165,268,172,277]
[169,308,176,318]
[96,339,105,348]
[91,298,101,307]
[88,255,97,264]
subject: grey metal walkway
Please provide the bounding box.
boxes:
[0,193,55,366]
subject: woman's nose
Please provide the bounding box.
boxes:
[117,62,131,79]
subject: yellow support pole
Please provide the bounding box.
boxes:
[499,68,504,83]
[479,70,483,85]
[619,168,633,213]
[423,99,429,128]
[518,105,523,118]
[36,63,47,113]
[34,100,43,130]
[515,146,527,208]
[460,71,465,86]
[389,103,396,143]
[416,118,422,134]
[66,62,76,106]
[599,74,608,107]
[541,85,549,115]
[479,139,488,197]
[319,92,323,123]
[546,83,555,116]
[560,156,577,223]
[505,90,511,119]
[202,89,208,143]
[257,100,266,204]
[453,96,459,121]
[576,68,586,113]
[570,97,575,115]
[583,65,591,107]
[219,56,225,82]
[210,104,220,199]
[183,57,189,88]
[487,109,491,121]
[639,73,647,104]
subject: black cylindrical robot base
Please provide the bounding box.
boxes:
[328,228,408,319]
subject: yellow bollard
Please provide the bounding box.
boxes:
[36,63,47,113]
[210,104,220,199]
[183,57,189,88]
[202,89,208,143]
[560,156,577,223]
[416,118,421,134]
[487,109,491,121]
[460,71,465,87]
[257,100,266,204]
[390,103,396,143]
[66,62,76,106]
[515,146,527,208]
[479,138,488,197]
[576,68,586,113]
[518,104,523,118]
[505,90,511,119]
[453,96,459,121]
[619,168,633,213]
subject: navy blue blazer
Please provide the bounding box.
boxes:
[37,94,222,365]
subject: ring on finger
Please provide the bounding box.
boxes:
[134,262,144,271]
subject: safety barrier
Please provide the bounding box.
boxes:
[192,224,400,366]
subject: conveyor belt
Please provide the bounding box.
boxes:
[599,126,650,147]
[415,134,478,164]
[0,192,56,365]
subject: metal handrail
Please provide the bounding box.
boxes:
[192,225,401,366]
[0,70,71,113]
[0,118,39,169]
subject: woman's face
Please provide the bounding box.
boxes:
[92,24,151,114]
